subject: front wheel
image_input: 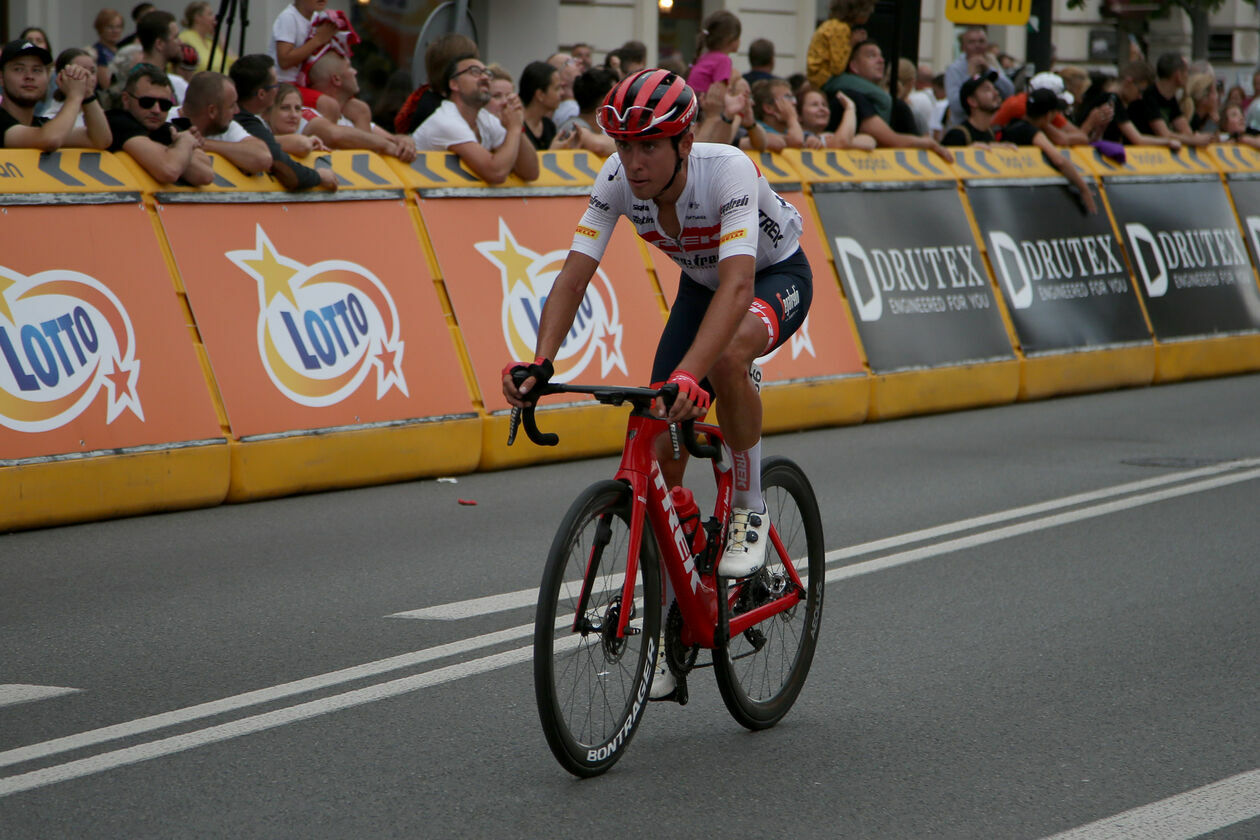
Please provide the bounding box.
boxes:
[534,480,662,777]
[713,457,825,730]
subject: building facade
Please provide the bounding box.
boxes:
[9,0,1260,88]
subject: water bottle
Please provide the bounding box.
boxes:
[669,486,707,556]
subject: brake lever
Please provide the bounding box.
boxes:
[507,406,522,446]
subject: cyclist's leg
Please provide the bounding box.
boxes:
[710,249,812,575]
[650,276,715,490]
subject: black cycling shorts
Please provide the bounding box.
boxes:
[650,248,812,392]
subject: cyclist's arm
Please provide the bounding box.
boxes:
[502,250,600,407]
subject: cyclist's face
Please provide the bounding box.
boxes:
[616,133,690,199]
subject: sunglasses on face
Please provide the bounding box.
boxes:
[133,94,175,111]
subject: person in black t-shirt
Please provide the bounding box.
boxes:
[0,39,111,150]
[520,61,560,151]
[998,89,1097,214]
[840,41,952,162]
[941,71,1001,146]
[106,63,213,184]
[1129,53,1212,147]
[230,54,336,191]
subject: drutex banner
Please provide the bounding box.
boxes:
[813,187,1014,372]
[419,196,665,412]
[1219,178,1260,292]
[1106,180,1260,337]
[967,182,1150,353]
[0,204,222,462]
[646,191,865,382]
[160,201,471,437]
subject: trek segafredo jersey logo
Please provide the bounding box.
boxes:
[0,265,142,432]
[227,226,407,407]
[477,219,626,381]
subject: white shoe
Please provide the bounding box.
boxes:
[720,506,766,579]
[649,641,676,700]
[719,506,770,578]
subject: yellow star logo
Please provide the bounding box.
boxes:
[476,225,537,292]
[0,271,16,325]
[226,226,303,310]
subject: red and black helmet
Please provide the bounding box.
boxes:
[596,69,698,140]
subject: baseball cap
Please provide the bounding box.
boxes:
[1029,71,1074,106]
[959,70,998,115]
[1027,87,1070,118]
[0,39,53,69]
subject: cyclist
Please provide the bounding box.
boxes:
[503,69,812,694]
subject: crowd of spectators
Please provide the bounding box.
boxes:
[6,0,1260,192]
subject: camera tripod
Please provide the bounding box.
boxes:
[207,0,249,73]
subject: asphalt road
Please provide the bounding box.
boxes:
[2,373,1258,839]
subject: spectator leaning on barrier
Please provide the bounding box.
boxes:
[177,71,272,174]
[796,83,870,150]
[266,82,328,156]
[998,88,1097,214]
[1183,73,1220,135]
[1221,104,1260,148]
[106,63,213,185]
[412,54,538,184]
[230,54,335,191]
[749,77,804,150]
[1103,61,1179,149]
[137,10,189,104]
[304,51,416,162]
[941,71,1002,147]
[994,72,1112,146]
[0,39,110,151]
[1128,53,1212,147]
[945,26,1014,127]
[42,48,107,134]
[839,41,952,162]
[394,33,478,136]
[485,65,514,119]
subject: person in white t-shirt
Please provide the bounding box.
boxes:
[412,54,538,184]
[269,0,338,85]
[178,71,272,173]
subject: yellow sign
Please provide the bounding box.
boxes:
[945,0,1031,26]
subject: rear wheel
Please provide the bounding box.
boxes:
[534,480,662,777]
[713,457,825,730]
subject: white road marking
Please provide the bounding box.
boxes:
[0,685,82,709]
[3,460,1257,798]
[825,466,1260,583]
[390,457,1260,621]
[1037,768,1260,840]
[0,646,535,798]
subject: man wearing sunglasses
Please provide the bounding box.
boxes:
[106,63,213,185]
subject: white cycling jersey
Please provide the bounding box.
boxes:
[570,142,803,290]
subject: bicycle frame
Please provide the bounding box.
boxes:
[578,407,808,650]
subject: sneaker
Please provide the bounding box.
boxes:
[719,506,770,578]
[649,640,676,700]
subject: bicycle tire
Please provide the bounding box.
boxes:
[533,480,662,777]
[713,456,825,730]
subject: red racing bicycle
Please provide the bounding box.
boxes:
[509,379,825,777]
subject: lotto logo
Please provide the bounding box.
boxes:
[227,225,407,407]
[0,265,142,432]
[478,219,626,382]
